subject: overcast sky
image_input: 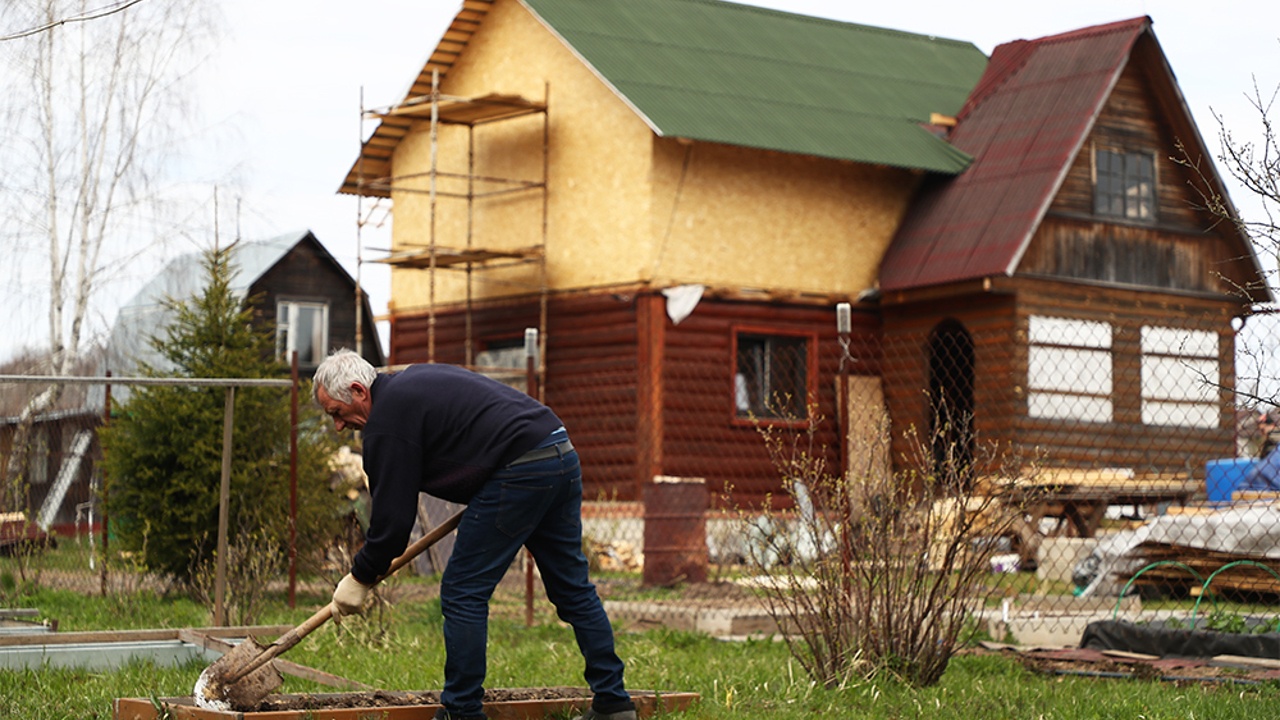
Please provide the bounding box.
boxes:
[2,0,1278,366]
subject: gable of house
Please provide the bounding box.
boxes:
[101,231,382,404]
[879,17,1270,303]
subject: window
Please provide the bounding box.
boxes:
[734,331,810,420]
[1141,326,1219,427]
[1027,316,1113,422]
[474,337,527,370]
[1094,148,1155,221]
[276,300,328,367]
[28,428,49,486]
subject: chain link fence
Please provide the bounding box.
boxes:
[4,306,1278,644]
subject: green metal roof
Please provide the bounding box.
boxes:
[522,0,988,173]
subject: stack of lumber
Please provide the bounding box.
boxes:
[1119,541,1280,595]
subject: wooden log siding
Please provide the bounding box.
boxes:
[880,291,1020,483]
[390,293,642,499]
[882,278,1239,484]
[657,299,858,509]
[387,292,869,507]
[1012,278,1237,478]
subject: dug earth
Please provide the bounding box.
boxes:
[256,687,591,712]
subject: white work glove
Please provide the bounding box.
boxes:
[332,573,371,618]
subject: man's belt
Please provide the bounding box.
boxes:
[508,439,574,466]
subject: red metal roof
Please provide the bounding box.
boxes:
[878,17,1151,292]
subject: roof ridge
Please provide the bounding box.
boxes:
[654,0,978,47]
[957,16,1149,121]
[1030,15,1150,45]
[571,28,983,96]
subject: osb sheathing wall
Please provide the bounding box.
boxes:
[387,0,919,314]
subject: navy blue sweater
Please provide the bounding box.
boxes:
[351,364,563,583]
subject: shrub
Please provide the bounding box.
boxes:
[734,403,1031,688]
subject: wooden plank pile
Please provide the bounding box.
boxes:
[1119,541,1280,596]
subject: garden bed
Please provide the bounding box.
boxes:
[114,687,699,720]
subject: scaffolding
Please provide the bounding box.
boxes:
[353,69,549,385]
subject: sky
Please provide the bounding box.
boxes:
[1,0,1279,367]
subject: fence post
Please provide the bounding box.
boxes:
[524,329,538,628]
[289,352,299,609]
[214,387,235,627]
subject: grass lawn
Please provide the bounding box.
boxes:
[3,582,1280,720]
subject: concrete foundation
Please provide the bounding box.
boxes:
[1036,537,1099,585]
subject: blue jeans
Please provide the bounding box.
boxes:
[439,444,630,717]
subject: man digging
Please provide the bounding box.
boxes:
[314,349,636,720]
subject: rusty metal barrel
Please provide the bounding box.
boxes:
[642,476,708,587]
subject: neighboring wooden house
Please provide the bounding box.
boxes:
[0,231,383,534]
[105,230,384,399]
[0,408,101,538]
[341,0,987,507]
[877,17,1270,483]
[341,1,1267,508]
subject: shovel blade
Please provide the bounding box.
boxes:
[194,635,284,711]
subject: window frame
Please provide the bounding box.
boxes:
[276,299,330,368]
[1026,315,1114,423]
[1092,144,1157,223]
[1139,325,1220,428]
[730,325,818,428]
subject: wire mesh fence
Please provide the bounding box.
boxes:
[4,306,1280,645]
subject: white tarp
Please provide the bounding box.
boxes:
[1077,503,1280,596]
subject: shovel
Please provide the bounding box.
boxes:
[194,508,464,711]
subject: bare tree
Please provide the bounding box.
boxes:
[1178,79,1280,411]
[0,0,219,507]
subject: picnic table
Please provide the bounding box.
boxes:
[1007,469,1200,539]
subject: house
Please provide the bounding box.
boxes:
[104,230,384,399]
[877,17,1270,486]
[340,0,1268,512]
[340,0,987,508]
[0,230,383,534]
[0,408,101,539]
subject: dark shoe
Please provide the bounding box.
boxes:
[434,708,487,720]
[572,707,637,720]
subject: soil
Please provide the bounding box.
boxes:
[255,687,593,712]
[960,645,1280,686]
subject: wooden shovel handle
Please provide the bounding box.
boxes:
[226,508,465,683]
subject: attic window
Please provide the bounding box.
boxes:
[277,300,329,367]
[1093,148,1155,221]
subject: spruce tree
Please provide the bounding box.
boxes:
[100,244,342,582]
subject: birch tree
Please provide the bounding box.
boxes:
[0,0,219,507]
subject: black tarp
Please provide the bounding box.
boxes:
[1081,620,1280,659]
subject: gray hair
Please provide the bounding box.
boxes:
[313,349,377,403]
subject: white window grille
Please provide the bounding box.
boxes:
[1028,316,1114,422]
[1140,326,1219,427]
